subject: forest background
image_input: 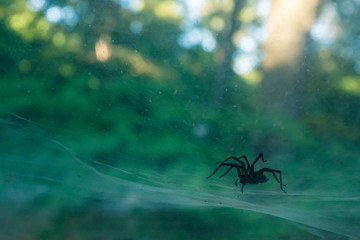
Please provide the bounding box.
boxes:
[1,0,360,239]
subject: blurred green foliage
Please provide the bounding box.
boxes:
[1,0,360,239]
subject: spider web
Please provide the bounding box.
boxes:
[0,112,359,239]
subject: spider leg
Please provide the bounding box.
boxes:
[268,172,286,187]
[237,155,250,169]
[241,183,246,193]
[250,153,266,173]
[259,168,286,193]
[207,163,244,179]
[216,156,248,169]
[219,166,234,178]
[235,178,239,186]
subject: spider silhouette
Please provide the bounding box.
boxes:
[207,153,286,193]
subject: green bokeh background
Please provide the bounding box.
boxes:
[1,0,360,239]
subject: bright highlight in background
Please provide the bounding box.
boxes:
[46,6,63,23]
[178,28,216,52]
[119,0,144,13]
[237,36,257,53]
[27,0,45,11]
[233,54,259,75]
[44,5,78,26]
[182,0,204,22]
[310,4,339,45]
[95,36,112,62]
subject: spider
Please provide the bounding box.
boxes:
[207,153,286,193]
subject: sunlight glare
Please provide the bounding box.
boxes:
[310,4,339,45]
[201,30,216,52]
[256,0,271,19]
[237,36,257,53]
[182,0,204,22]
[233,54,259,75]
[178,28,202,48]
[46,6,63,23]
[119,0,144,12]
[178,28,216,52]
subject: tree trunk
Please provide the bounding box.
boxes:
[212,0,244,109]
[259,0,320,117]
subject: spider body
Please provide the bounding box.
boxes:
[207,153,286,193]
[239,174,268,185]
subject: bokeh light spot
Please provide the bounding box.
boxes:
[130,21,143,34]
[46,6,63,23]
[120,0,144,13]
[52,32,66,46]
[242,70,262,85]
[36,18,51,39]
[340,76,360,95]
[59,64,74,77]
[233,54,259,75]
[27,0,45,11]
[19,59,32,72]
[154,1,184,19]
[210,17,225,31]
[62,6,79,26]
[9,12,35,31]
[95,36,112,62]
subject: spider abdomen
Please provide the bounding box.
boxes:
[240,174,269,184]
